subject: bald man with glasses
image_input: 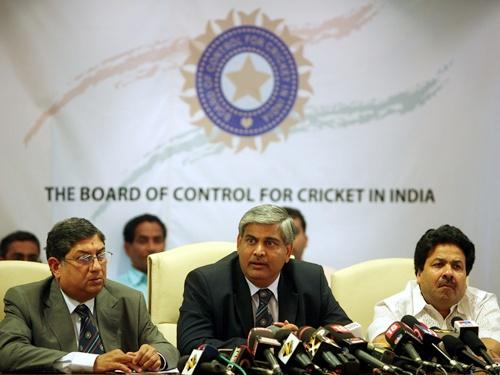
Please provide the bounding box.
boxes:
[0,217,178,373]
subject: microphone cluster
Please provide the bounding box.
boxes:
[178,316,499,375]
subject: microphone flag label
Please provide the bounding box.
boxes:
[278,333,300,365]
[305,336,321,357]
[181,349,203,375]
[453,320,479,335]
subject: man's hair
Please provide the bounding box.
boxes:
[238,204,296,245]
[0,230,40,257]
[46,217,105,260]
[283,206,307,233]
[123,213,167,243]
[414,224,475,276]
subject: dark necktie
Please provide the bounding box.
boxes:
[75,304,104,354]
[255,288,273,327]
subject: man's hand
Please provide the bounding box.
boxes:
[127,344,162,372]
[93,349,140,373]
[273,320,299,332]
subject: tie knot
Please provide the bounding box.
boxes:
[258,288,272,304]
[75,304,91,318]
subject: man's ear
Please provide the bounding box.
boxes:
[415,270,422,284]
[285,243,293,262]
[124,242,132,257]
[48,257,61,278]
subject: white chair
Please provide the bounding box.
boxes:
[331,258,415,338]
[0,260,52,320]
[148,241,236,346]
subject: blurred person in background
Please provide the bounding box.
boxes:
[0,230,40,262]
[116,213,167,298]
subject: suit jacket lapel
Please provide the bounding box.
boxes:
[278,266,299,324]
[96,284,120,351]
[232,258,254,335]
[45,279,78,351]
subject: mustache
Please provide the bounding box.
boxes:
[438,276,456,288]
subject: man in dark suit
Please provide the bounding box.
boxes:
[0,217,179,373]
[177,204,351,355]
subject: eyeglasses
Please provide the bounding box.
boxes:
[64,251,113,266]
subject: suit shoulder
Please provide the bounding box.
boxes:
[104,279,143,298]
[5,276,52,296]
[287,259,324,274]
[187,252,237,281]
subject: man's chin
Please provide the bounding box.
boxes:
[87,278,104,289]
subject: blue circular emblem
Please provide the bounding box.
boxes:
[196,26,299,136]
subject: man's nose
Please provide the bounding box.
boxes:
[253,242,265,256]
[442,264,455,278]
[147,241,163,253]
[89,256,103,270]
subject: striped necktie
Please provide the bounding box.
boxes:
[255,288,273,327]
[75,304,104,354]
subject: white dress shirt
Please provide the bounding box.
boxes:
[367,280,500,342]
[54,289,98,373]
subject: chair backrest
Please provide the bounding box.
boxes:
[0,260,52,320]
[148,241,236,346]
[330,258,415,338]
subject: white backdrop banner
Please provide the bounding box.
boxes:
[1,0,499,297]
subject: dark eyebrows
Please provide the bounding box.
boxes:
[75,247,105,255]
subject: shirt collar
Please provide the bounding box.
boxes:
[411,280,469,327]
[246,274,281,302]
[127,266,147,287]
[59,287,96,315]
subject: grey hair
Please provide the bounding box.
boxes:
[238,204,296,245]
[46,217,105,260]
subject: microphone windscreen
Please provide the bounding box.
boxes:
[327,330,352,342]
[451,316,464,326]
[296,326,316,342]
[177,355,190,372]
[273,328,294,343]
[344,322,363,338]
[324,323,354,338]
[460,330,486,352]
[401,315,419,328]
[267,325,280,335]
[197,344,220,360]
[247,327,274,348]
[442,335,466,356]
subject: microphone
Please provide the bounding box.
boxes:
[451,317,499,373]
[297,326,343,371]
[247,327,284,375]
[178,356,228,374]
[224,344,275,375]
[452,317,479,337]
[442,334,488,370]
[459,330,500,373]
[325,324,401,374]
[225,345,254,370]
[367,343,419,374]
[401,315,471,372]
[179,344,222,375]
[344,321,364,338]
[272,328,318,373]
[384,321,441,370]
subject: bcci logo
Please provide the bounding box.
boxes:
[181,9,313,151]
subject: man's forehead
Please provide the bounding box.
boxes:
[243,223,284,240]
[70,235,104,249]
[427,245,465,260]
